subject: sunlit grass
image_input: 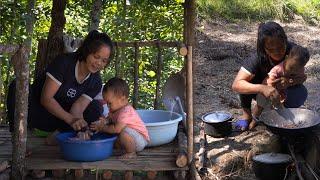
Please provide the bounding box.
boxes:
[197,0,320,23]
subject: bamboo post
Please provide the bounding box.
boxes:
[11,45,29,179]
[186,46,194,164]
[184,0,196,165]
[133,43,139,108]
[154,42,162,109]
[114,44,120,77]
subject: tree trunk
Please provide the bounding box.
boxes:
[11,46,29,180]
[24,0,36,52]
[88,0,103,31]
[0,59,2,123]
[42,0,66,78]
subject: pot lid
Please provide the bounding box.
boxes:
[253,153,292,164]
[202,111,232,123]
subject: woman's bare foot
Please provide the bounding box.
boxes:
[119,152,137,159]
[45,130,59,146]
[31,170,45,179]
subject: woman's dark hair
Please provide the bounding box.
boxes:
[257,21,288,60]
[75,30,114,63]
[103,77,129,98]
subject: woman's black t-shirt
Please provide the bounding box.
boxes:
[32,53,102,111]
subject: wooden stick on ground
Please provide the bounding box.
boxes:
[176,122,188,168]
[197,122,207,172]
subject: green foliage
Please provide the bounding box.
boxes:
[0,0,184,123]
[197,0,320,23]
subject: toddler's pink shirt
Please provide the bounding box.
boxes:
[110,105,150,141]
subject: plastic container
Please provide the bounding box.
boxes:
[137,110,183,147]
[56,132,117,162]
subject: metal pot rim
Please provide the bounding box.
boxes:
[253,153,292,164]
[202,111,232,123]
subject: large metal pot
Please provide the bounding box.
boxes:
[252,153,292,180]
[201,111,233,138]
[257,108,320,137]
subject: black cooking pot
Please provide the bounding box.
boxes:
[201,111,232,138]
[252,153,292,180]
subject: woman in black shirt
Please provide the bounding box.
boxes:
[232,21,308,131]
[8,30,113,135]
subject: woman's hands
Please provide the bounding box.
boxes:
[261,85,282,108]
[70,118,88,131]
[272,74,307,90]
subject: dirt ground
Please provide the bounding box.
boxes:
[193,17,320,180]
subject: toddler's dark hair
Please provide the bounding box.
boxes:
[288,45,310,66]
[103,77,129,98]
[257,21,288,60]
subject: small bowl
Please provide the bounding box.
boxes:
[252,153,292,180]
[56,132,117,162]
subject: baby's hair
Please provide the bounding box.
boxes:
[103,77,129,98]
[257,21,288,60]
[288,45,310,66]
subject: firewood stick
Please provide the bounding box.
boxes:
[178,43,188,56]
[197,122,206,171]
[176,122,188,167]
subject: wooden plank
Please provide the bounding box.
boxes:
[154,43,163,109]
[26,157,188,171]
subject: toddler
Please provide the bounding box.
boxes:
[90,77,149,159]
[251,45,309,127]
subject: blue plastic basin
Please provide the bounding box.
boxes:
[56,132,117,162]
[137,110,183,147]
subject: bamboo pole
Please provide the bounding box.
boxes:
[186,46,194,164]
[133,43,139,108]
[114,45,120,77]
[154,42,162,109]
[114,41,183,48]
[0,44,19,54]
[184,0,196,165]
[11,45,29,179]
